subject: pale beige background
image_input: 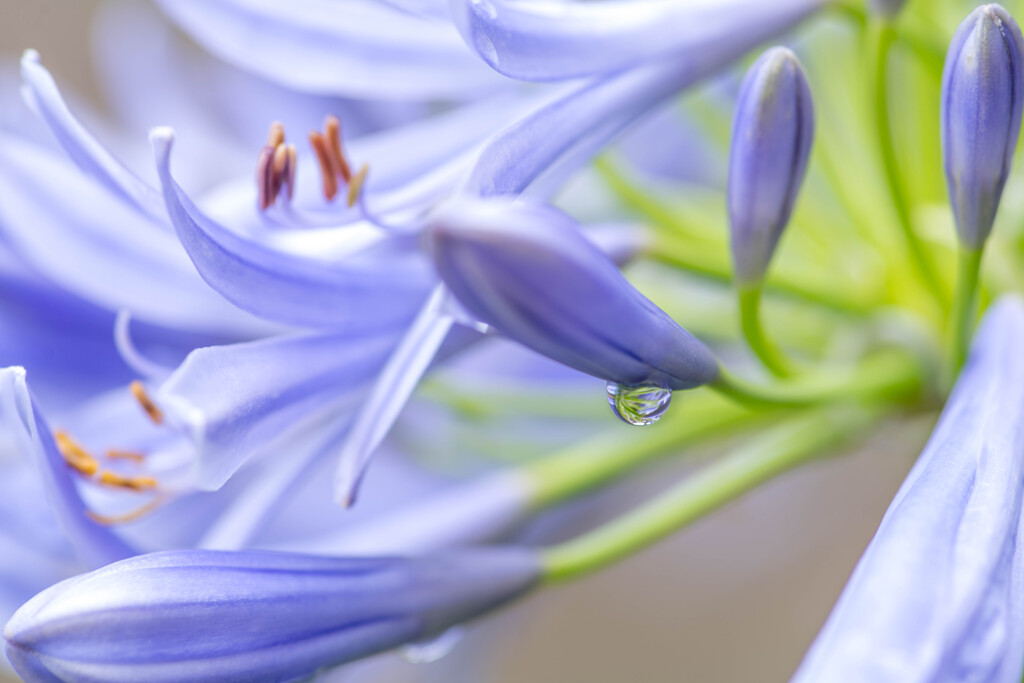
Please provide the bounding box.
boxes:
[0,2,923,681]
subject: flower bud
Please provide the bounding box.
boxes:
[5,548,540,682]
[942,4,1024,250]
[427,198,720,391]
[727,47,814,287]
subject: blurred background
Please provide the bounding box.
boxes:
[0,1,928,681]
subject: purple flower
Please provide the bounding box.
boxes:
[728,47,814,286]
[427,197,720,391]
[794,296,1024,682]
[4,548,540,682]
[942,4,1024,250]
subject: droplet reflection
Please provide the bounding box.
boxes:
[606,382,672,426]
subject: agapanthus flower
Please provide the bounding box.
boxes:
[13,0,1024,680]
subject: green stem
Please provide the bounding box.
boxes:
[710,349,922,408]
[541,407,877,582]
[869,20,946,306]
[948,247,983,380]
[650,233,876,314]
[526,393,766,508]
[738,284,797,378]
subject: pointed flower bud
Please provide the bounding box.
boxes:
[427,198,720,391]
[942,4,1024,250]
[727,47,815,287]
[4,548,540,682]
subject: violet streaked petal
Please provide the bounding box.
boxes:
[333,285,455,506]
[728,47,815,286]
[794,296,1024,682]
[282,471,533,556]
[942,4,1024,249]
[157,328,401,490]
[0,132,273,337]
[153,0,507,100]
[19,51,166,222]
[465,26,812,201]
[428,198,720,390]
[0,368,135,569]
[4,548,540,682]
[450,0,826,82]
[151,128,434,330]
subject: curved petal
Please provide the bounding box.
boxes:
[157,328,402,490]
[463,12,825,199]
[153,0,508,100]
[795,296,1024,682]
[0,367,136,569]
[20,51,167,222]
[5,548,540,683]
[333,286,455,506]
[152,128,435,330]
[0,132,274,337]
[450,0,826,82]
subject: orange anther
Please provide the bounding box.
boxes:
[97,470,158,491]
[106,449,145,463]
[309,132,339,202]
[266,121,285,148]
[54,431,99,476]
[130,381,164,425]
[325,115,352,182]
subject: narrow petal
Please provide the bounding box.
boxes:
[0,368,135,569]
[151,128,434,330]
[20,51,167,222]
[0,132,273,337]
[795,296,1024,682]
[5,548,540,682]
[283,470,533,556]
[153,0,507,100]
[333,285,455,506]
[465,32,813,200]
[157,328,402,490]
[450,0,826,82]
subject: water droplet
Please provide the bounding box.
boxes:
[400,627,465,664]
[606,382,672,426]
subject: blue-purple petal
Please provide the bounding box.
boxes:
[795,296,1024,682]
[5,548,540,682]
[450,0,826,82]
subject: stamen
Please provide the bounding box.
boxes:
[54,431,99,476]
[325,115,352,182]
[284,145,297,200]
[266,121,285,148]
[347,163,369,208]
[309,131,339,201]
[130,380,164,425]
[106,449,145,463]
[256,146,277,211]
[257,123,297,212]
[97,470,158,491]
[86,496,164,526]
